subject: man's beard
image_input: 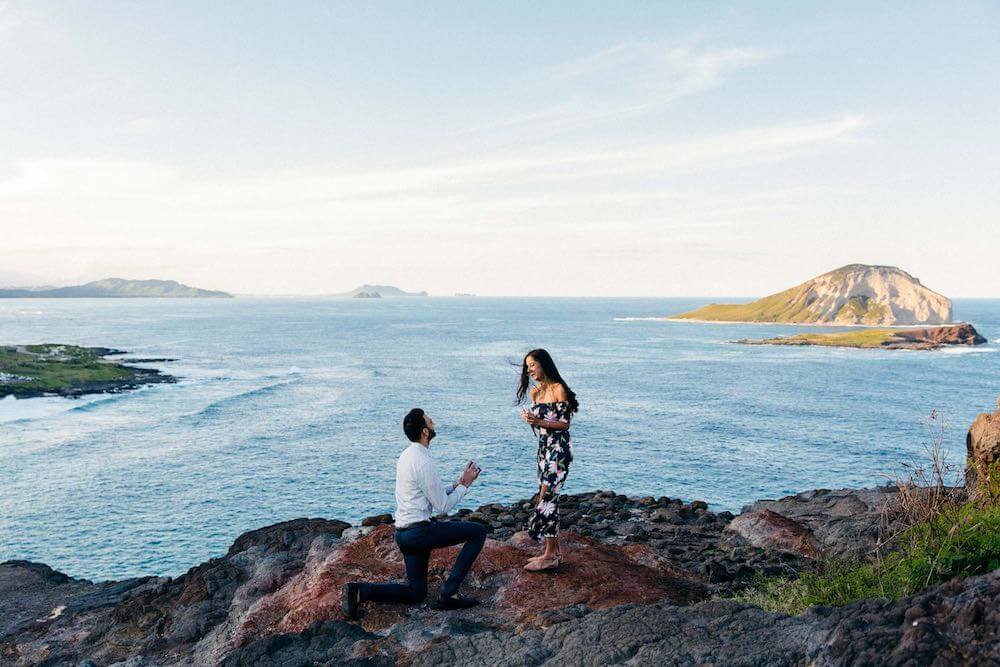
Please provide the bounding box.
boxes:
[427,428,436,442]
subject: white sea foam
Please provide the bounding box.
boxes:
[613,317,669,322]
[0,306,45,315]
[938,346,998,355]
[0,395,93,424]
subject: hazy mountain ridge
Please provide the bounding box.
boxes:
[0,278,232,298]
[670,265,952,325]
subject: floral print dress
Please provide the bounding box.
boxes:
[527,400,574,540]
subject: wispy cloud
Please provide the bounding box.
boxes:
[466,37,779,138]
[0,159,175,197]
[0,115,864,209]
[0,114,866,252]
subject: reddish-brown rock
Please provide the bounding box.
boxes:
[892,323,987,348]
[724,509,818,558]
[231,524,707,648]
[966,398,1000,492]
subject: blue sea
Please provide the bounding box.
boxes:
[1,297,998,580]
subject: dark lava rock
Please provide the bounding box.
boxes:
[361,514,394,528]
[0,561,154,641]
[227,517,351,556]
[410,569,1000,666]
[3,488,996,666]
[221,619,388,666]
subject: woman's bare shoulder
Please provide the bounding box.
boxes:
[552,384,568,401]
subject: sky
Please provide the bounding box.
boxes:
[1,1,998,297]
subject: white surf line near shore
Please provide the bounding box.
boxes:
[0,394,99,424]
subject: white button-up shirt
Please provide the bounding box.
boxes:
[394,443,468,529]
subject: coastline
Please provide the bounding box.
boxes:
[2,484,996,665]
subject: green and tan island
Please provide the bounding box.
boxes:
[0,344,175,399]
[669,264,990,351]
[671,264,951,326]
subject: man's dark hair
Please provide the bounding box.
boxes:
[403,408,427,443]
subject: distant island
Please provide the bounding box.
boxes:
[333,284,428,298]
[454,292,477,297]
[736,323,987,351]
[0,344,175,399]
[0,278,233,299]
[670,265,951,326]
[352,291,382,299]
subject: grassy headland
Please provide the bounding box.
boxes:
[670,284,817,323]
[739,329,900,348]
[0,344,175,398]
[735,324,987,351]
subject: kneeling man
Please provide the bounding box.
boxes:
[343,408,485,618]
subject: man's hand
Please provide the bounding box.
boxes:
[458,460,481,487]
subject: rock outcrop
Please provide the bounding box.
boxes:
[2,487,996,666]
[724,509,818,558]
[671,264,953,325]
[896,323,987,347]
[967,398,1000,492]
[744,486,897,560]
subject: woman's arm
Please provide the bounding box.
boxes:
[526,417,569,431]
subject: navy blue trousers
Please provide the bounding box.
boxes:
[358,519,487,603]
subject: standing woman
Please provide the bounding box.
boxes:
[517,348,579,571]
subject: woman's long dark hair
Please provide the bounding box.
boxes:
[516,348,579,413]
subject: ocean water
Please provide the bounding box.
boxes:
[1,297,998,580]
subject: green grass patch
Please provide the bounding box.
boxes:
[735,502,1000,615]
[670,284,820,323]
[0,344,137,397]
[775,329,897,348]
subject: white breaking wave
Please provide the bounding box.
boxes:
[938,346,998,355]
[0,395,94,424]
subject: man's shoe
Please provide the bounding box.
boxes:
[343,583,361,620]
[439,594,479,610]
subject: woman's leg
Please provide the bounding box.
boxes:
[544,536,558,558]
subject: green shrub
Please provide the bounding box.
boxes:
[736,502,1000,616]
